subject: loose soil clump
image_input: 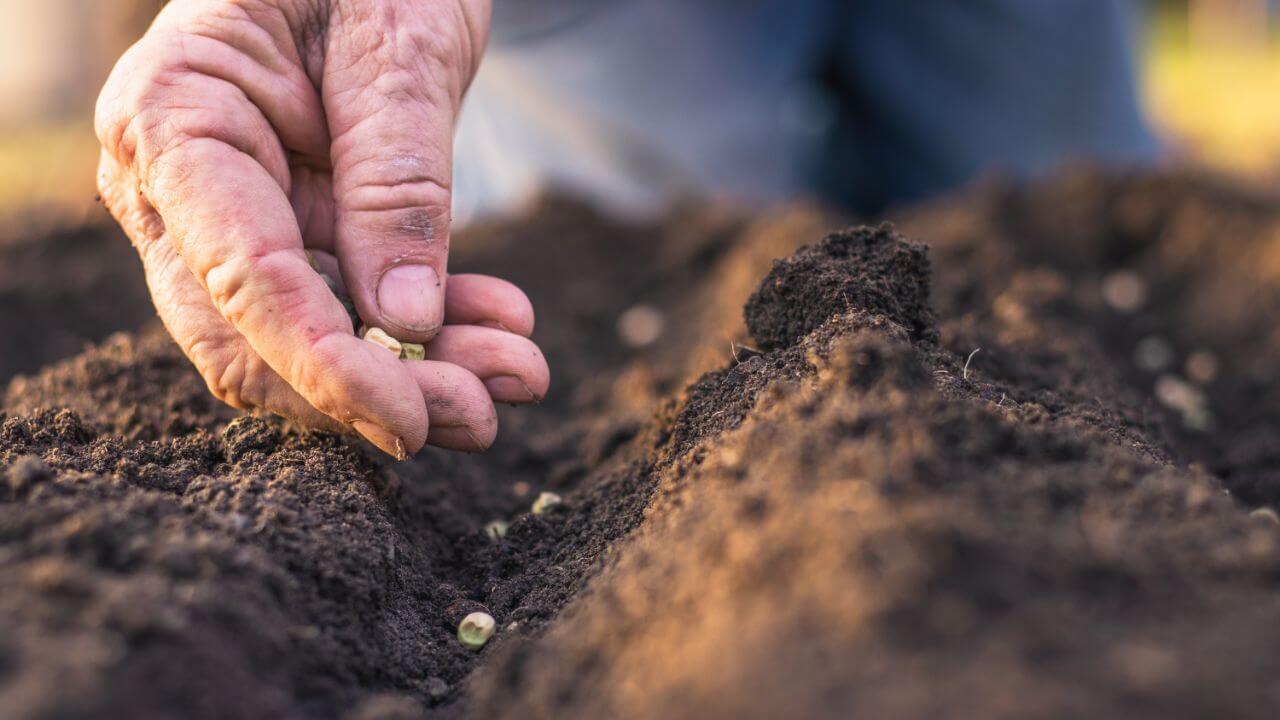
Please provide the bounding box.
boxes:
[4,170,1280,719]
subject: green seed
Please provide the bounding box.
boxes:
[305,251,320,271]
[400,342,426,361]
[457,611,495,650]
[484,520,509,540]
[531,491,562,515]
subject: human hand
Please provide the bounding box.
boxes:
[95,0,548,458]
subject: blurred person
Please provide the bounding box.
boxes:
[456,1,1157,222]
[93,0,1156,458]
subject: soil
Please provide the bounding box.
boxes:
[4,169,1280,719]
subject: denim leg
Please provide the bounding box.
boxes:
[820,0,1159,213]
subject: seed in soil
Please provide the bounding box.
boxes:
[1250,507,1280,524]
[485,520,509,540]
[531,491,563,515]
[361,326,402,356]
[458,611,496,650]
[400,342,425,361]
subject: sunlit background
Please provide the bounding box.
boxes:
[2,0,1280,223]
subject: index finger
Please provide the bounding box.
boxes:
[146,135,429,457]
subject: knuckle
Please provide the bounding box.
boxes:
[96,35,187,166]
[344,173,452,243]
[188,338,247,408]
[203,248,301,326]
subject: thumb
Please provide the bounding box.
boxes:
[323,1,487,342]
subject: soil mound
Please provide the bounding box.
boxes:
[4,170,1280,719]
[745,222,936,349]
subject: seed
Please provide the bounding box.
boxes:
[484,520,509,539]
[531,491,563,515]
[1250,507,1280,524]
[305,250,321,271]
[457,611,496,650]
[361,326,402,356]
[400,342,426,361]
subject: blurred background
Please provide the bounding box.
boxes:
[1,0,1280,223]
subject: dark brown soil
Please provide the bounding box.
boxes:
[5,170,1280,719]
[0,220,149,383]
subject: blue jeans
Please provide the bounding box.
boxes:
[453,0,1158,222]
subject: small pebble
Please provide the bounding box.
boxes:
[1101,271,1147,312]
[617,304,665,348]
[457,612,496,650]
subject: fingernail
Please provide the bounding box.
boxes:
[352,420,408,460]
[484,375,539,404]
[377,264,443,335]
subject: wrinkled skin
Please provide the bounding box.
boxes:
[95,0,549,458]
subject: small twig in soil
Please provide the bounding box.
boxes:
[731,341,761,363]
[963,348,981,382]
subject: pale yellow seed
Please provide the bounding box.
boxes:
[458,611,496,650]
[531,491,563,515]
[1250,507,1279,525]
[361,326,402,356]
[400,342,426,361]
[484,520,509,540]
